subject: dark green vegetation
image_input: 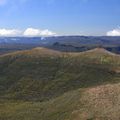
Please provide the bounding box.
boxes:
[0,47,120,120]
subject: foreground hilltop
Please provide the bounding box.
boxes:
[0,47,120,120]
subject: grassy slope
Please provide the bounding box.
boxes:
[0,47,120,120]
[1,83,120,120]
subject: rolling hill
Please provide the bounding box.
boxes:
[0,47,120,120]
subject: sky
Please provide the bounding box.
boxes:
[0,0,120,36]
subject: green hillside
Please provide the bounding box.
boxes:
[0,47,120,120]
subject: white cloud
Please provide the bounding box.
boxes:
[0,29,21,36]
[106,28,120,36]
[0,28,57,37]
[23,28,57,37]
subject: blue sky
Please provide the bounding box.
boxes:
[0,0,120,36]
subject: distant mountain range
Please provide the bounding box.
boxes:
[0,36,120,45]
[0,36,120,54]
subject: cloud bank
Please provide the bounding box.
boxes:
[24,28,56,36]
[106,28,120,36]
[0,28,57,37]
[0,29,21,36]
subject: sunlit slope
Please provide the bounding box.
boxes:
[0,47,120,101]
[1,83,120,120]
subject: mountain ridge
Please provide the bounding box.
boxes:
[1,47,120,57]
[0,47,120,120]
